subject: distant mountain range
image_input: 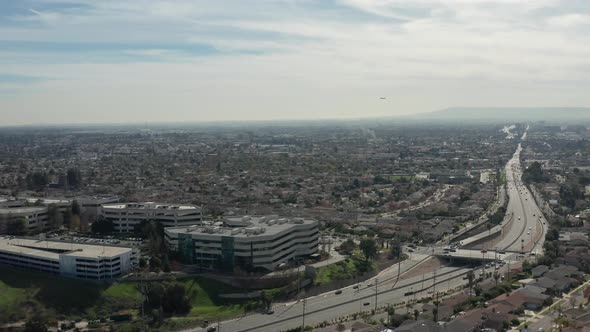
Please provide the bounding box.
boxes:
[410,107,590,122]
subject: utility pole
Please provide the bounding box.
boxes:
[302,297,307,331]
[217,318,221,332]
[374,277,379,312]
[433,269,437,294]
[421,273,425,293]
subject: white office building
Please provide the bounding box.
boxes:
[165,216,319,271]
[0,237,136,280]
[0,206,49,233]
[100,202,202,233]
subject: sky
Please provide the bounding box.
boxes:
[1,0,590,125]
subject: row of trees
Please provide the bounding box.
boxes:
[24,168,82,191]
[135,280,193,326]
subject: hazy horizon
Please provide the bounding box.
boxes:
[2,1,590,125]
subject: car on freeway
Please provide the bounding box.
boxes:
[335,290,342,295]
[363,302,370,306]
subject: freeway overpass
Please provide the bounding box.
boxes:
[434,248,535,264]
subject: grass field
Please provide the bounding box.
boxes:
[314,257,375,285]
[0,267,253,324]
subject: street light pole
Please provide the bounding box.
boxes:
[302,297,306,331]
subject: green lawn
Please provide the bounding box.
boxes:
[0,280,27,308]
[0,268,252,324]
[314,258,375,285]
[500,171,507,185]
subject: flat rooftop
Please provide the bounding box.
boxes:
[0,237,132,260]
[166,215,317,238]
[103,202,200,211]
[0,206,47,215]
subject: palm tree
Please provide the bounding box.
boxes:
[387,305,395,326]
[493,271,500,286]
[432,307,438,322]
[467,270,475,298]
[414,309,420,321]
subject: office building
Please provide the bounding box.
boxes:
[0,206,49,233]
[0,237,136,280]
[165,215,319,271]
[100,202,202,232]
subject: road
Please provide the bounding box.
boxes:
[479,142,547,253]
[194,266,473,332]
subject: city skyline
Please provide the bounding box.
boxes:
[2,0,590,125]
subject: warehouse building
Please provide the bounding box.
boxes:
[100,202,203,232]
[0,237,136,280]
[165,216,319,271]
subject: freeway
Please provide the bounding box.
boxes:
[193,266,473,332]
[488,143,547,253]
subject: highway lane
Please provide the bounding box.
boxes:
[487,142,547,253]
[196,266,473,332]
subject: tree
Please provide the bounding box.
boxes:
[474,284,482,297]
[413,309,420,320]
[26,172,48,191]
[63,209,72,229]
[6,218,26,235]
[494,271,500,286]
[69,214,81,232]
[339,239,356,255]
[387,305,396,326]
[523,162,545,184]
[24,316,48,332]
[261,290,273,311]
[66,168,82,189]
[71,200,81,216]
[359,238,377,261]
[149,256,162,272]
[432,307,438,322]
[47,204,63,230]
[91,216,114,234]
[162,282,191,314]
[522,260,532,273]
[139,220,167,257]
[162,255,171,273]
[389,238,402,259]
[467,271,475,298]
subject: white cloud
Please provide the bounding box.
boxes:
[1,0,590,125]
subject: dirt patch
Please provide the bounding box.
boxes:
[401,256,445,281]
